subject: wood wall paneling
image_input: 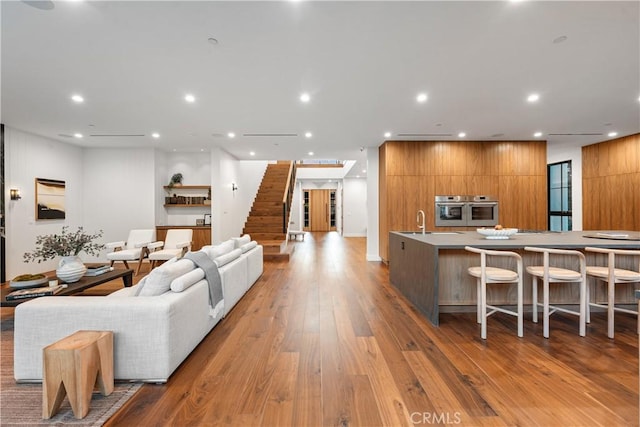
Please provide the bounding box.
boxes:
[379,140,548,261]
[582,134,640,230]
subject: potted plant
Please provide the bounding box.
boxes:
[168,173,183,188]
[23,226,105,283]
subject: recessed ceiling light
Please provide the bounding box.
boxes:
[305,132,312,138]
[416,93,428,103]
[249,151,256,156]
[227,132,236,138]
[527,93,540,103]
[608,131,618,137]
[300,92,311,103]
[356,175,360,178]
[151,132,160,138]
[185,94,196,103]
[73,133,83,138]
[172,148,177,152]
[637,95,640,102]
[71,94,84,103]
[362,169,366,173]
[308,151,314,156]
[384,132,391,138]
[458,132,466,138]
[534,131,543,137]
[200,148,205,152]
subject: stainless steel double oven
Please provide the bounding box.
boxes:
[435,195,499,227]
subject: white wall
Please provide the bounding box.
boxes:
[211,149,268,243]
[238,159,269,233]
[547,141,583,231]
[366,148,380,261]
[343,178,367,237]
[4,128,85,276]
[82,148,157,262]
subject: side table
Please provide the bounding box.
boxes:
[42,330,114,419]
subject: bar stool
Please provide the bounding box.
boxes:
[524,246,587,338]
[585,247,640,339]
[465,246,523,340]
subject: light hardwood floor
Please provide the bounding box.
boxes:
[4,233,639,426]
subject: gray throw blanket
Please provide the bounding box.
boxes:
[183,251,223,314]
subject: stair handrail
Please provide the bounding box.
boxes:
[282,161,296,233]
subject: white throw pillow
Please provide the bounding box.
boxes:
[232,234,251,249]
[240,241,258,254]
[214,248,242,267]
[202,240,235,260]
[137,258,195,296]
[170,268,205,292]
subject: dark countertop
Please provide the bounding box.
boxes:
[390,230,640,250]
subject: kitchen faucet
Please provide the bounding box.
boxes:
[417,210,426,234]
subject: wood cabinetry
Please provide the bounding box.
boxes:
[379,140,547,261]
[163,185,211,207]
[582,133,640,231]
[155,226,211,251]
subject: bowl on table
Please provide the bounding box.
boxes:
[476,228,518,240]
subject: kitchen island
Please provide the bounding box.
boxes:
[389,230,640,325]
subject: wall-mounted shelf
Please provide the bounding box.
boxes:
[163,204,210,207]
[163,185,210,190]
[163,185,211,207]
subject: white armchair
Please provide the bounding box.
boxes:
[149,229,193,269]
[105,229,156,275]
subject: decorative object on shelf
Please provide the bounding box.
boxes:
[10,188,21,200]
[9,273,48,289]
[168,173,183,188]
[23,226,105,283]
[35,178,66,220]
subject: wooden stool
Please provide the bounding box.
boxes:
[42,330,114,419]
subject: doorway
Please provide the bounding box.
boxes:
[303,189,336,232]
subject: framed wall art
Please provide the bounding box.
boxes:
[35,178,66,220]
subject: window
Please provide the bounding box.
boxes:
[303,190,310,229]
[548,160,572,231]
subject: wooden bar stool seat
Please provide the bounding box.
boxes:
[525,247,587,339]
[42,330,114,419]
[465,246,524,340]
[585,247,640,339]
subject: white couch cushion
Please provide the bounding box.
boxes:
[201,240,235,260]
[214,248,242,268]
[232,234,251,249]
[137,258,195,296]
[240,241,258,254]
[170,268,205,292]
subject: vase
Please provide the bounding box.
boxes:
[56,256,87,283]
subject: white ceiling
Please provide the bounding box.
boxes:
[2,1,639,178]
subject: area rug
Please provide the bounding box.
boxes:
[0,317,143,426]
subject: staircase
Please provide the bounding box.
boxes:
[242,162,296,261]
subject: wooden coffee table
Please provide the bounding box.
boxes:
[0,268,134,307]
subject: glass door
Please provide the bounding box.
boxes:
[548,160,572,231]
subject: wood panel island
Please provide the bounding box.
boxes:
[389,230,640,326]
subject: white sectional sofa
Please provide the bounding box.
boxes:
[13,236,263,383]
